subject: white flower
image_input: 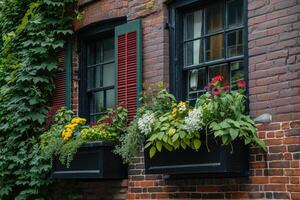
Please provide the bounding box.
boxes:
[138,111,155,135]
[184,108,204,133]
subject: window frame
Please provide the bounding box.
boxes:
[78,18,126,122]
[168,0,248,101]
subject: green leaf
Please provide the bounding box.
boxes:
[172,133,179,142]
[179,131,186,139]
[193,139,201,150]
[229,128,239,140]
[149,147,157,158]
[156,141,162,152]
[220,121,231,129]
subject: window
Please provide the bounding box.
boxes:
[169,0,246,103]
[86,36,115,122]
[79,19,142,123]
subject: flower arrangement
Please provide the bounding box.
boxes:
[196,76,266,151]
[40,107,127,167]
[116,78,266,161]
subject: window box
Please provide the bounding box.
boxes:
[51,141,127,179]
[144,135,249,176]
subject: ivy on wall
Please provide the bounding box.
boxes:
[0,0,75,199]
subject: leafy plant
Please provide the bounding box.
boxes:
[0,0,76,199]
[196,76,266,151]
[41,107,128,167]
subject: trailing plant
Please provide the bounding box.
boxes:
[40,107,128,167]
[0,0,76,199]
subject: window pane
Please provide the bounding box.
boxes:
[184,10,203,40]
[227,30,243,57]
[103,37,114,62]
[188,68,207,92]
[230,61,244,90]
[227,0,243,28]
[184,39,204,66]
[205,34,224,61]
[87,44,96,66]
[103,63,115,87]
[95,41,102,64]
[90,91,104,114]
[205,3,224,33]
[208,64,229,86]
[106,89,115,108]
[87,66,101,89]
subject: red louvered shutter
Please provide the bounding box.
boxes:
[46,50,67,127]
[115,20,142,121]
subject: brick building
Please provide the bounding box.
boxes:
[53,0,300,199]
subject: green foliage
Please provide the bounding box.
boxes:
[114,120,145,164]
[80,107,128,141]
[0,0,76,199]
[196,76,266,151]
[41,107,128,167]
[144,100,201,158]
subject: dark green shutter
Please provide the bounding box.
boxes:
[115,19,142,121]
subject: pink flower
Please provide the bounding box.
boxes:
[204,83,212,91]
[212,87,221,96]
[237,80,246,88]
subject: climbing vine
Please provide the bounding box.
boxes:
[0,0,75,199]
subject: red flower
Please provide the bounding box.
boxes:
[211,75,224,84]
[105,114,114,125]
[212,87,221,96]
[223,83,230,91]
[237,80,246,88]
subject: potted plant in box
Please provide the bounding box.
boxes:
[115,77,266,176]
[40,107,128,179]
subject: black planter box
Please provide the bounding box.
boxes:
[52,141,127,179]
[144,137,249,177]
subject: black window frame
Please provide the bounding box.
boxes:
[168,0,248,101]
[78,18,126,122]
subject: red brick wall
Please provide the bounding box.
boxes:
[60,0,300,199]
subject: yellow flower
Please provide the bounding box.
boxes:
[71,117,86,125]
[189,109,193,113]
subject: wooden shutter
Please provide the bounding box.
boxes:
[115,20,142,121]
[47,42,72,126]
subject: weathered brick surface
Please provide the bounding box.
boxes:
[58,0,300,199]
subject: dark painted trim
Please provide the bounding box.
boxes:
[168,0,248,100]
[65,39,72,109]
[78,18,127,120]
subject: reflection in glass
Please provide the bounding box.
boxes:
[227,30,243,57]
[90,91,104,114]
[205,3,224,33]
[184,10,203,40]
[184,39,204,66]
[103,37,114,62]
[103,63,115,87]
[87,66,101,89]
[208,64,229,85]
[227,0,243,28]
[230,61,244,90]
[205,34,224,61]
[106,89,115,108]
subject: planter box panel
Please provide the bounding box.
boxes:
[145,139,249,176]
[52,141,127,179]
